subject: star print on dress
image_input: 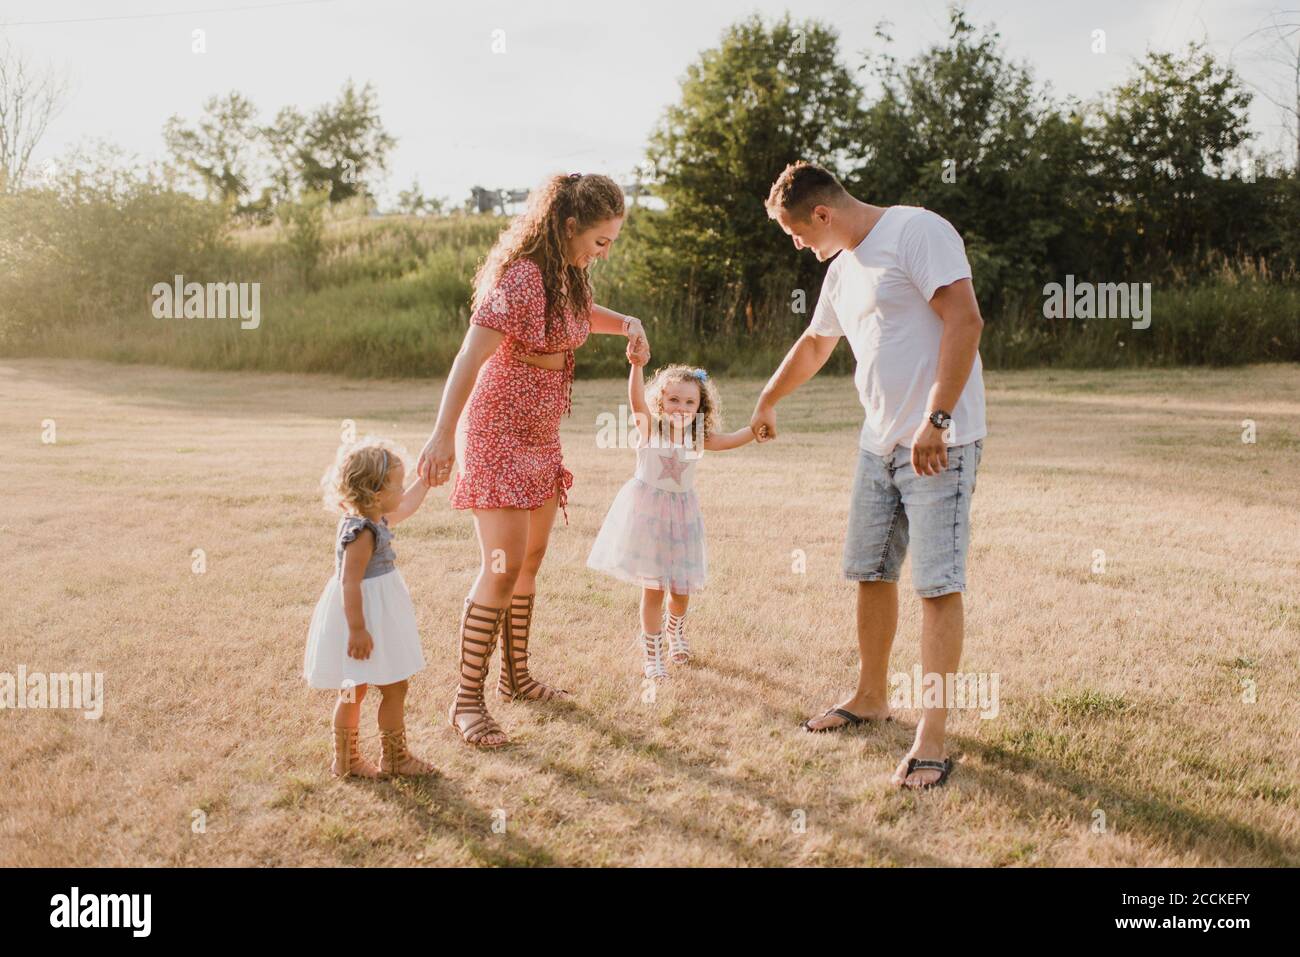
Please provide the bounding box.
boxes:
[657,450,689,484]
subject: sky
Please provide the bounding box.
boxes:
[1,0,1293,207]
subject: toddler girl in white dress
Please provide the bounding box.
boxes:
[587,357,757,680]
[305,437,436,778]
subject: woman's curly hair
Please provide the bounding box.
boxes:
[320,436,406,515]
[644,364,722,446]
[472,172,625,338]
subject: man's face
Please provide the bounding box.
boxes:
[774,205,837,262]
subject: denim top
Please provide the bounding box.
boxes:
[335,515,396,580]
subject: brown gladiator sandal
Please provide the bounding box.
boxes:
[448,598,510,748]
[331,726,382,779]
[498,593,569,702]
[379,727,438,777]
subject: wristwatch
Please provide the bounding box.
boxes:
[928,410,953,431]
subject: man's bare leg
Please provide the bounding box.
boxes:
[892,592,963,787]
[804,580,897,729]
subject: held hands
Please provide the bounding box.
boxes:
[417,431,456,488]
[624,316,651,367]
[627,335,650,367]
[347,627,374,661]
[749,400,776,443]
[909,421,949,476]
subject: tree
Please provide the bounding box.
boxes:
[163,91,261,207]
[275,80,396,204]
[0,39,69,192]
[395,178,444,215]
[1091,42,1253,267]
[853,6,1094,302]
[643,15,868,335]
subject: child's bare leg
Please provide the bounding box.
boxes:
[640,586,665,634]
[330,684,379,779]
[333,683,367,729]
[376,680,406,732]
[376,679,436,776]
[666,592,692,663]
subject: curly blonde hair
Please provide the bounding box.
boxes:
[644,364,722,445]
[320,436,406,515]
[472,172,625,338]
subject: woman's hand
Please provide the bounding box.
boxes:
[621,315,650,365]
[417,430,457,487]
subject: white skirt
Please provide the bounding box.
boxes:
[586,478,707,594]
[303,568,426,689]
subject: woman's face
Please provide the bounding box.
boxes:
[563,216,623,268]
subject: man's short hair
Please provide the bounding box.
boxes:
[765,161,849,221]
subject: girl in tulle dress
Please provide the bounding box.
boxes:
[587,354,757,680]
[304,437,437,779]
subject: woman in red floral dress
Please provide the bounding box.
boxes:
[418,173,650,748]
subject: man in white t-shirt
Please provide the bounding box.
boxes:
[751,161,987,790]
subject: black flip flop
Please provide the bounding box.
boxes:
[899,757,953,790]
[802,707,891,733]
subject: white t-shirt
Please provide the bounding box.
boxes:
[809,205,987,456]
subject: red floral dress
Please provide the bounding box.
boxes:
[449,257,591,525]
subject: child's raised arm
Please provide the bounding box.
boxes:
[383,476,430,526]
[704,425,760,452]
[628,357,652,445]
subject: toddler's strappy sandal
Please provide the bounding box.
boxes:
[449,598,510,748]
[641,629,669,681]
[665,608,692,664]
[899,757,953,790]
[379,727,438,777]
[331,726,382,779]
[498,593,570,702]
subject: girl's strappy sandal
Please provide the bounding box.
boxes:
[448,598,510,748]
[379,727,438,777]
[498,593,570,702]
[641,629,669,681]
[331,726,381,779]
[665,608,692,664]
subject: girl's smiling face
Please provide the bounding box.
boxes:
[661,379,701,432]
[563,216,623,269]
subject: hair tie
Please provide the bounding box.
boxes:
[568,172,581,182]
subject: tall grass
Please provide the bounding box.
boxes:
[2,191,1297,376]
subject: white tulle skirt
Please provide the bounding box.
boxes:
[303,568,426,689]
[586,478,707,594]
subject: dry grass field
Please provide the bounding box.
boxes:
[1,358,1297,867]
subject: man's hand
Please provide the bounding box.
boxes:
[749,398,777,443]
[910,421,949,476]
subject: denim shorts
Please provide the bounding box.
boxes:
[842,439,983,596]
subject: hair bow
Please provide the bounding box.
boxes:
[690,369,709,382]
